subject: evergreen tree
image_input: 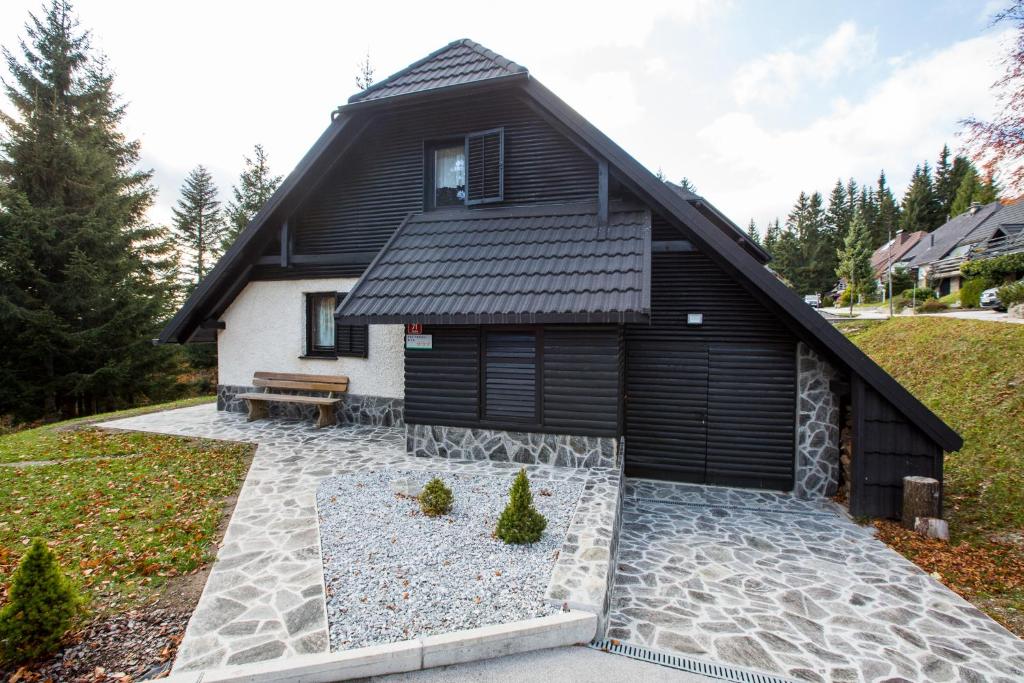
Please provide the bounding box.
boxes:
[355,50,374,90]
[951,167,1002,216]
[746,219,761,245]
[836,207,875,316]
[0,0,176,420]
[875,171,900,243]
[935,146,975,220]
[171,165,225,285]
[900,163,942,233]
[763,218,781,255]
[825,179,852,243]
[224,144,281,249]
[678,177,698,194]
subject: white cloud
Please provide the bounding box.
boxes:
[695,30,1009,227]
[732,22,877,106]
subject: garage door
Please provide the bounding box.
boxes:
[626,341,795,490]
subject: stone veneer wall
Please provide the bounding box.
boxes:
[793,343,842,499]
[217,384,404,427]
[406,423,621,470]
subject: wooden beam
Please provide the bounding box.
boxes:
[280,221,290,268]
[257,252,379,267]
[597,159,609,227]
[199,319,225,330]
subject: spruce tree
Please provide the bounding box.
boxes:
[826,179,852,243]
[494,469,547,544]
[836,207,875,316]
[746,219,761,245]
[224,144,281,249]
[678,177,698,194]
[935,148,976,221]
[951,166,981,217]
[763,218,781,255]
[876,171,900,243]
[0,0,176,420]
[900,163,942,233]
[171,165,225,285]
[355,50,374,90]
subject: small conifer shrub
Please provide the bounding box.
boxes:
[419,477,454,517]
[0,539,80,663]
[495,469,547,544]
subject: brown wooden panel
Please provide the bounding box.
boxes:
[252,378,349,393]
[237,393,342,405]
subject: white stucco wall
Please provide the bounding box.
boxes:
[217,278,405,398]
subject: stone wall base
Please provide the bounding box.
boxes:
[217,384,404,427]
[406,423,620,470]
[794,343,842,500]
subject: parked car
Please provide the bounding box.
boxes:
[980,287,1001,310]
[804,294,821,308]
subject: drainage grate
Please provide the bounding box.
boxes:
[629,497,837,518]
[588,639,797,683]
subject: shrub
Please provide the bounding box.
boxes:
[891,295,910,313]
[998,280,1024,308]
[900,287,936,300]
[837,288,853,307]
[958,278,988,308]
[916,298,949,314]
[938,291,959,306]
[0,539,80,664]
[494,469,547,544]
[419,477,453,517]
[960,252,1024,286]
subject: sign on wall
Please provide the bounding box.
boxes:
[406,334,433,350]
[406,323,423,335]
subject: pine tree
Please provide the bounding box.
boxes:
[0,0,176,420]
[494,469,547,544]
[746,219,761,245]
[171,165,225,285]
[355,50,374,90]
[0,539,80,662]
[763,218,781,255]
[900,163,942,233]
[836,207,875,316]
[876,171,900,243]
[224,144,281,249]
[678,177,698,194]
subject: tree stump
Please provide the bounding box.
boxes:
[902,476,941,529]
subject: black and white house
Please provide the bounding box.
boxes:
[160,40,961,519]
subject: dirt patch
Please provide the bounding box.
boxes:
[0,489,245,682]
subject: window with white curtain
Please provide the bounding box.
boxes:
[306,292,336,356]
[432,144,465,207]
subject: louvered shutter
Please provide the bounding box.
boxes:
[465,128,504,205]
[335,293,369,357]
[483,331,536,422]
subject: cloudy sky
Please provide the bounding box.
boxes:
[0,0,1013,233]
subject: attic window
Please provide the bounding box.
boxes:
[426,129,504,209]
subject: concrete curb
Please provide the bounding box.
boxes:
[161,611,596,683]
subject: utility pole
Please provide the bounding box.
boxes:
[887,225,894,318]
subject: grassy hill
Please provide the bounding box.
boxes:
[847,317,1024,634]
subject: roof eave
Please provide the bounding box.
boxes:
[337,72,529,114]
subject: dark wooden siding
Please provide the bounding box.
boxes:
[625,250,797,489]
[851,379,944,519]
[404,325,621,437]
[255,92,597,280]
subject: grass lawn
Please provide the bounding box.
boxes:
[847,316,1024,634]
[0,395,216,463]
[0,399,251,619]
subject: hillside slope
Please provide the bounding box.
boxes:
[849,317,1024,634]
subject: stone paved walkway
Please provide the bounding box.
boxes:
[100,405,619,673]
[607,480,1024,682]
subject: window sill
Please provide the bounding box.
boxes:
[298,354,337,361]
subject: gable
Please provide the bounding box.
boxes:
[252,91,597,282]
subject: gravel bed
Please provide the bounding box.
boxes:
[317,469,584,651]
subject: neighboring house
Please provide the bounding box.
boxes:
[870,230,927,285]
[159,40,961,518]
[907,201,1024,296]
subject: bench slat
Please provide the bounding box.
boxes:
[254,371,349,384]
[237,393,342,405]
[253,378,349,393]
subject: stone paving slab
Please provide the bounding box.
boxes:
[99,404,619,673]
[608,480,1024,683]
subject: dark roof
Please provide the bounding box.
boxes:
[348,39,527,105]
[870,231,927,273]
[965,200,1024,245]
[906,202,1000,266]
[158,38,961,454]
[665,182,771,263]
[335,202,651,325]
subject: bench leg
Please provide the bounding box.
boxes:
[245,399,269,422]
[316,404,336,429]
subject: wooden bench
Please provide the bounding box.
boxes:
[236,372,349,428]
